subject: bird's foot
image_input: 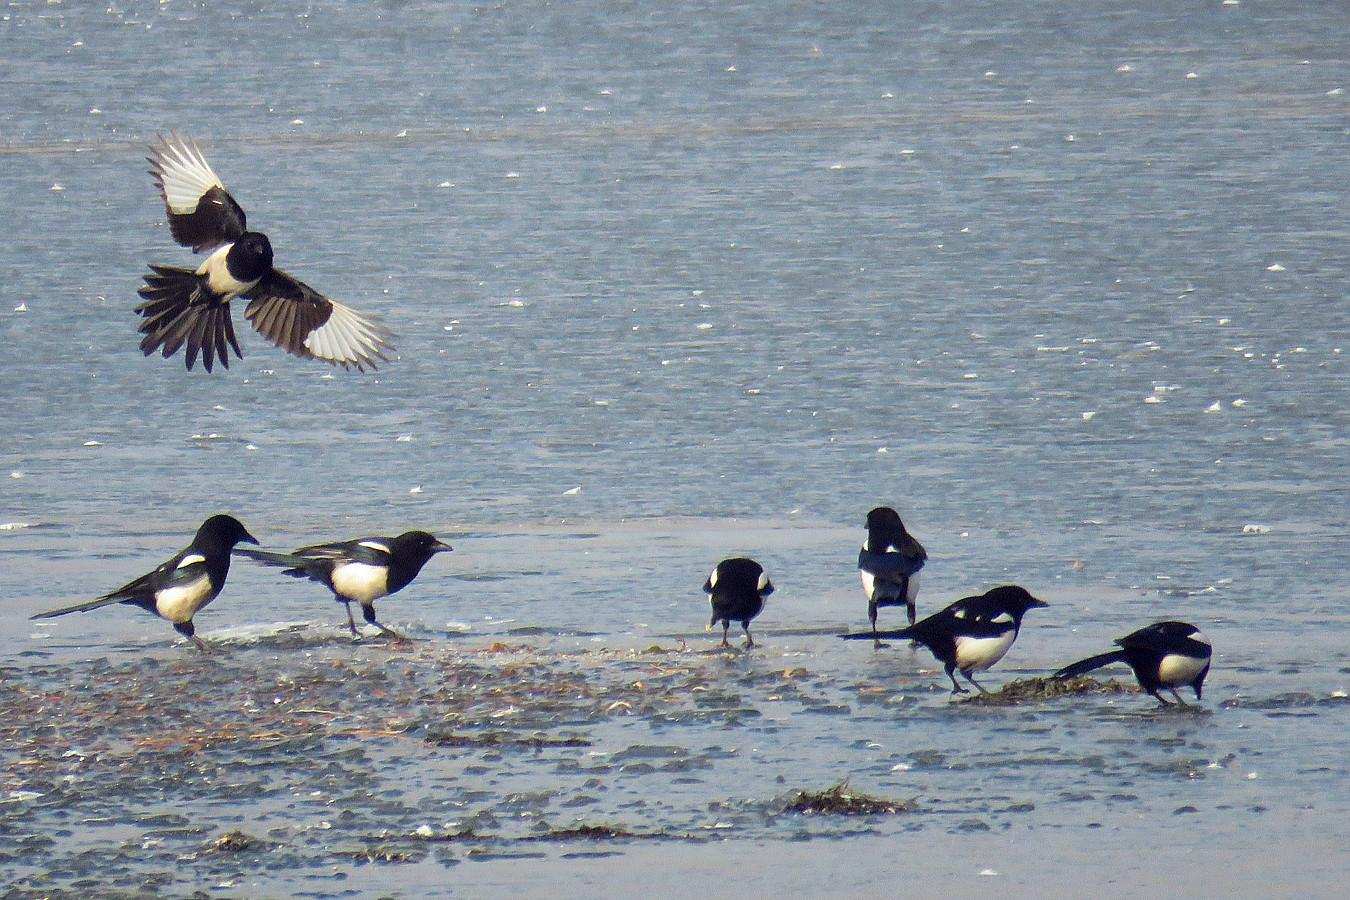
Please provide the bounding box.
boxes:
[950,684,970,695]
[873,640,891,650]
[190,636,220,654]
[742,639,754,650]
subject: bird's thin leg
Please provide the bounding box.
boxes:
[870,603,888,650]
[906,600,916,626]
[721,622,731,648]
[742,623,754,649]
[947,665,968,695]
[1151,690,1173,706]
[364,605,407,641]
[191,635,217,653]
[963,670,990,694]
[1170,689,1188,706]
[344,601,360,637]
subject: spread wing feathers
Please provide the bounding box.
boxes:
[148,133,247,252]
[135,265,242,372]
[243,269,394,372]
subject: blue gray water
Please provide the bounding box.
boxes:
[1,0,1346,895]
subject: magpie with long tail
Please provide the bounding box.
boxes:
[135,133,394,372]
[1053,621,1212,705]
[30,515,258,651]
[843,585,1047,694]
[237,531,451,638]
[857,506,927,647]
[704,557,774,649]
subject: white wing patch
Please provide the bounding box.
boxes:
[177,553,206,569]
[357,540,391,554]
[708,568,719,589]
[302,299,395,369]
[153,134,226,213]
[991,611,1013,624]
[1189,629,1211,647]
[757,571,771,592]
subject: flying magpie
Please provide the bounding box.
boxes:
[857,506,927,647]
[704,557,774,649]
[30,515,258,650]
[1053,621,1212,705]
[237,531,451,638]
[843,585,1047,693]
[135,133,394,372]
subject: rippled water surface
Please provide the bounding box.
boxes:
[1,0,1346,895]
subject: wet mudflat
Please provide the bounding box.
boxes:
[3,627,1345,895]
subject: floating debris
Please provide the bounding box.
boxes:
[963,676,1134,706]
[781,782,917,816]
[203,831,273,854]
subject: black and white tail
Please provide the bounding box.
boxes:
[135,265,242,372]
[1052,650,1127,679]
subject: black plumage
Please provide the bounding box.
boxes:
[30,515,258,650]
[703,557,774,649]
[136,133,394,372]
[1053,621,1212,705]
[238,531,451,638]
[857,506,927,646]
[843,585,1047,694]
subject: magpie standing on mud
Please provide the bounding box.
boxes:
[843,585,1047,694]
[237,531,451,638]
[1053,621,1212,705]
[857,506,927,647]
[135,133,394,372]
[30,515,258,650]
[704,557,774,649]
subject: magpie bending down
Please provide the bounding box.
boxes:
[135,133,394,372]
[857,506,927,647]
[1053,621,1212,705]
[704,557,774,649]
[237,531,451,638]
[843,585,1047,694]
[30,515,258,650]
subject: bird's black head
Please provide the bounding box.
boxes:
[226,231,274,282]
[393,530,453,563]
[984,584,1048,616]
[865,506,905,533]
[196,514,259,550]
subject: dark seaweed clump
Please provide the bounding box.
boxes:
[964,676,1134,706]
[782,782,916,816]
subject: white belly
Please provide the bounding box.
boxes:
[906,571,920,604]
[155,574,215,624]
[954,629,1016,673]
[1158,653,1207,687]
[331,562,389,603]
[860,570,875,599]
[197,244,257,297]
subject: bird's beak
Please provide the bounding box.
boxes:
[242,530,260,546]
[432,540,453,553]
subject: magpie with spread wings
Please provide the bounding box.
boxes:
[135,133,395,372]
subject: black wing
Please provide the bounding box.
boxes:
[148,133,247,253]
[242,269,394,372]
[292,537,394,567]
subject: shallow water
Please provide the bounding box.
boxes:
[1,0,1347,894]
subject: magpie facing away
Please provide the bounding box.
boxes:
[858,506,927,647]
[704,557,774,649]
[30,515,258,650]
[843,585,1048,693]
[135,133,394,372]
[237,531,451,638]
[1053,621,1212,705]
